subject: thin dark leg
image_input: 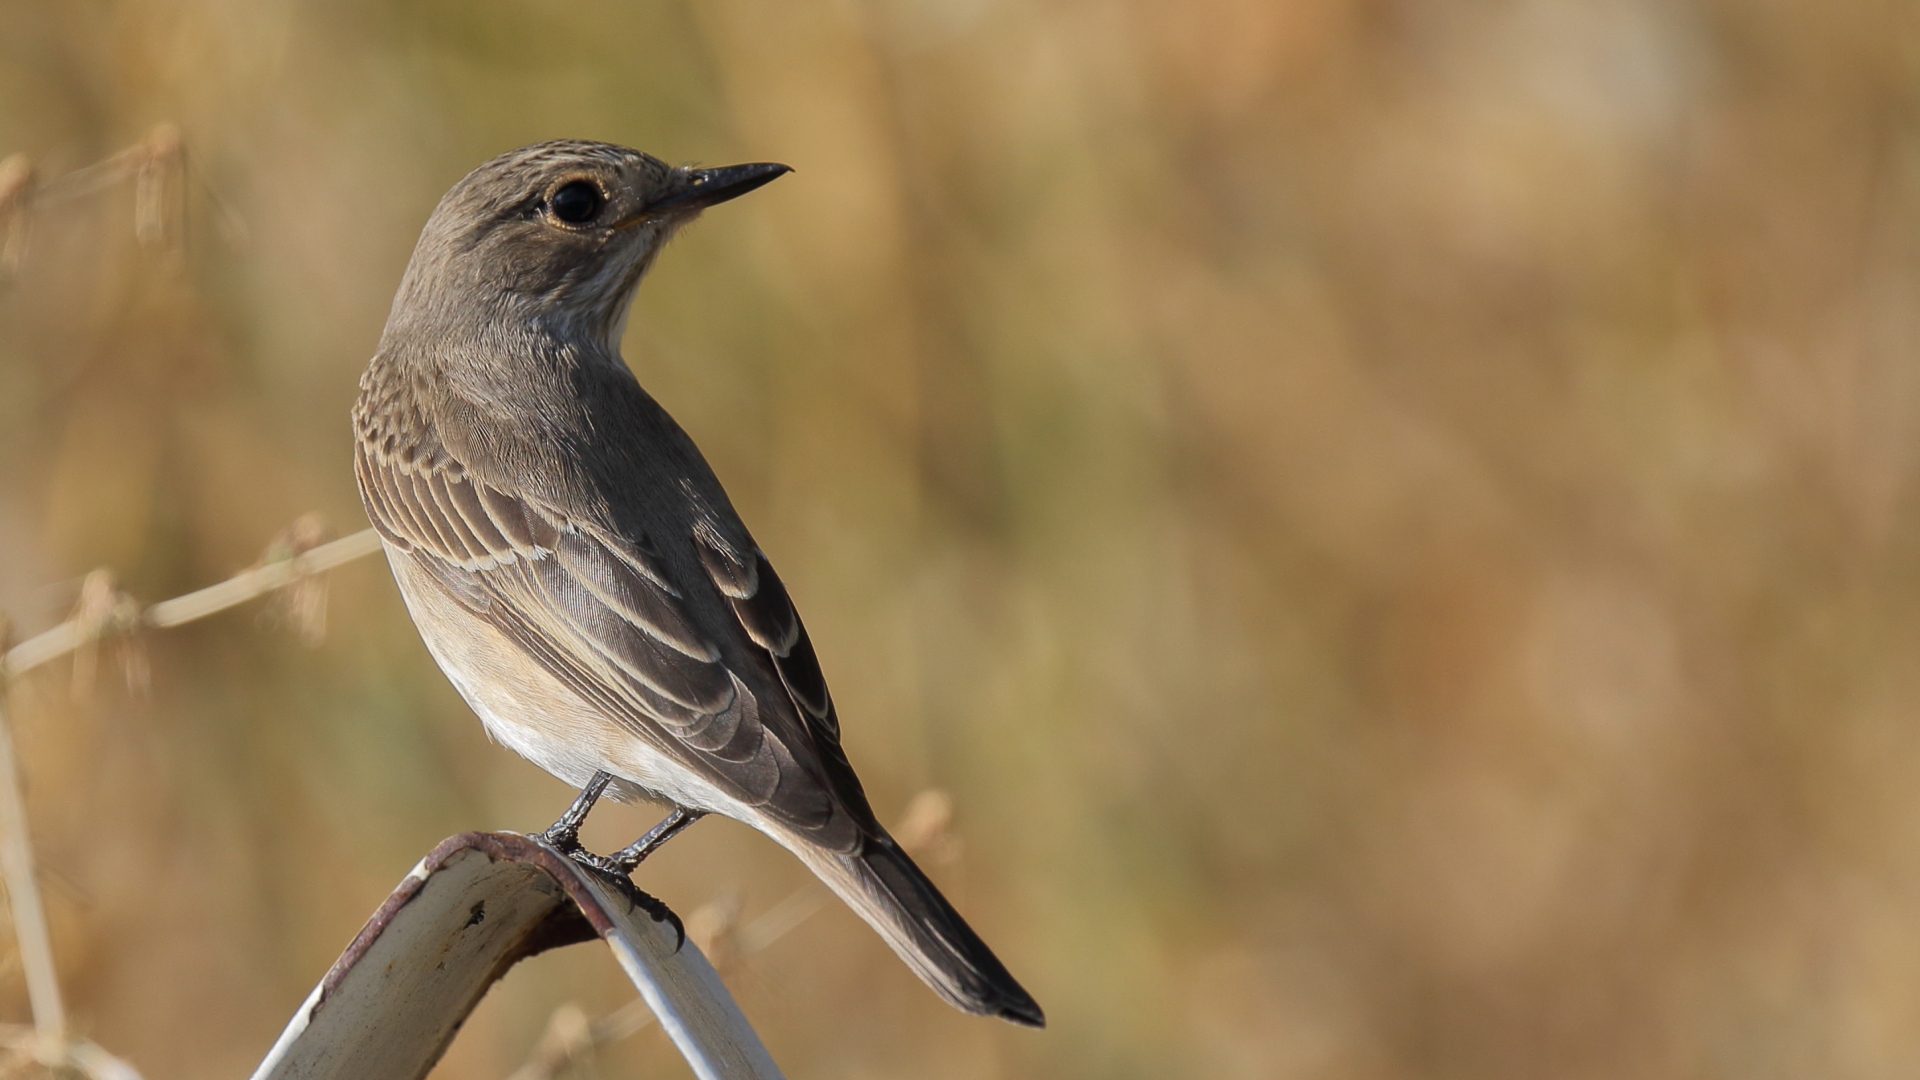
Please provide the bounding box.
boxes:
[541,771,612,851]
[610,807,706,872]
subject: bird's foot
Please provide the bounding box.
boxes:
[539,789,698,950]
[557,845,627,877]
[562,854,687,949]
[537,833,687,949]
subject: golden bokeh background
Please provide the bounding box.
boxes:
[4,0,1920,1076]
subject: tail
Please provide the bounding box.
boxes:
[786,830,1045,1027]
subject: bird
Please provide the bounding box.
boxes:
[351,140,1043,1027]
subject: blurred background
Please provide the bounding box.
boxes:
[2,0,1919,1076]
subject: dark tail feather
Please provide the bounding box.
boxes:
[789,831,1045,1027]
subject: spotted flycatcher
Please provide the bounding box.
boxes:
[352,140,1042,1026]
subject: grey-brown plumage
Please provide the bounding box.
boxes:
[353,140,1042,1026]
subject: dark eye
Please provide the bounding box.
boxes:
[549,181,604,224]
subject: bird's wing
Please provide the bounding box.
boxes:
[691,530,879,828]
[355,436,865,851]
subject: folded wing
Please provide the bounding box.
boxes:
[356,436,862,851]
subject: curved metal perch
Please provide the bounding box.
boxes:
[249,832,783,1080]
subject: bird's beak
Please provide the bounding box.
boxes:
[618,162,792,227]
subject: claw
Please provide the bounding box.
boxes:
[629,887,688,951]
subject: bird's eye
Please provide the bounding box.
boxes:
[549,181,604,224]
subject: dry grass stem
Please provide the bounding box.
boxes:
[0,636,129,1078]
[0,628,63,1067]
[4,527,381,679]
[1,124,244,281]
[0,155,31,276]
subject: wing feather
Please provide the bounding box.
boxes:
[369,455,431,550]
[408,472,476,561]
[698,537,838,733]
[431,472,512,562]
[694,534,871,829]
[441,473,513,553]
[553,532,717,661]
[355,452,413,552]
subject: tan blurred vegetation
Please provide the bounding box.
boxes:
[4,0,1920,1076]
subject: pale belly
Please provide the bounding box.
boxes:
[384,545,747,817]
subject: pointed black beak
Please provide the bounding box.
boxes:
[622,162,791,226]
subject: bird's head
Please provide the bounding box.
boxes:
[383,140,789,355]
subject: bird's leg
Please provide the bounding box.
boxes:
[609,807,706,872]
[541,771,612,852]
